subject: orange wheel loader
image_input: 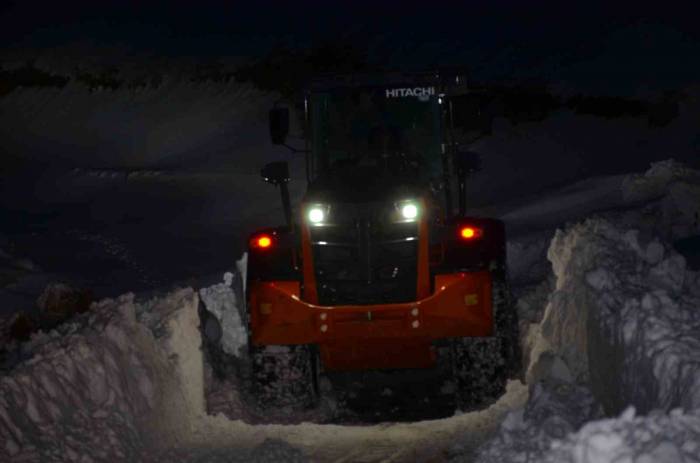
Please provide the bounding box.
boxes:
[245,71,521,411]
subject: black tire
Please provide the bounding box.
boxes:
[452,267,522,410]
[250,344,318,409]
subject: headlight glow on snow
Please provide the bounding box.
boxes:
[307,206,326,224]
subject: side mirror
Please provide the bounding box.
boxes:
[261,161,290,185]
[269,107,290,145]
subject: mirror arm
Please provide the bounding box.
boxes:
[279,182,293,231]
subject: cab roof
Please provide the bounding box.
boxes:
[305,69,468,93]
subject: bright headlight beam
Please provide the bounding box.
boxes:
[308,207,325,223]
[401,203,418,220]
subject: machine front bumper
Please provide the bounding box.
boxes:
[248,271,493,370]
[249,270,491,340]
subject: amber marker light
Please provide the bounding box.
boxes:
[251,234,273,249]
[459,226,483,240]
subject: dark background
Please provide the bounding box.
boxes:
[2,1,699,93]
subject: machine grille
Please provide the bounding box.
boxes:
[310,203,418,305]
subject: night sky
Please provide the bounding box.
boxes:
[2,1,699,94]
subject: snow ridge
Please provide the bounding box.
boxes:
[546,218,700,413]
[476,213,700,462]
[0,292,171,461]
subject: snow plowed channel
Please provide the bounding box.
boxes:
[2,161,700,462]
[0,286,527,462]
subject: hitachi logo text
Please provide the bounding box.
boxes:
[385,87,436,98]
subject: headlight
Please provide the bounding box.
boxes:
[395,200,420,222]
[308,207,325,223]
[401,203,418,220]
[306,204,329,225]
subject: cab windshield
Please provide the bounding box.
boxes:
[310,87,442,180]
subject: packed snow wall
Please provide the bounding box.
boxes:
[473,162,700,463]
[476,217,700,463]
[0,290,195,461]
[0,286,313,462]
[546,219,700,413]
[530,160,700,413]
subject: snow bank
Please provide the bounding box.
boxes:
[470,161,700,462]
[475,214,700,462]
[544,406,700,463]
[0,291,188,461]
[477,392,700,463]
[0,286,314,461]
[541,218,700,413]
[473,380,603,462]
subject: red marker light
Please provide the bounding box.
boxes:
[461,227,475,238]
[459,226,483,240]
[251,234,273,249]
